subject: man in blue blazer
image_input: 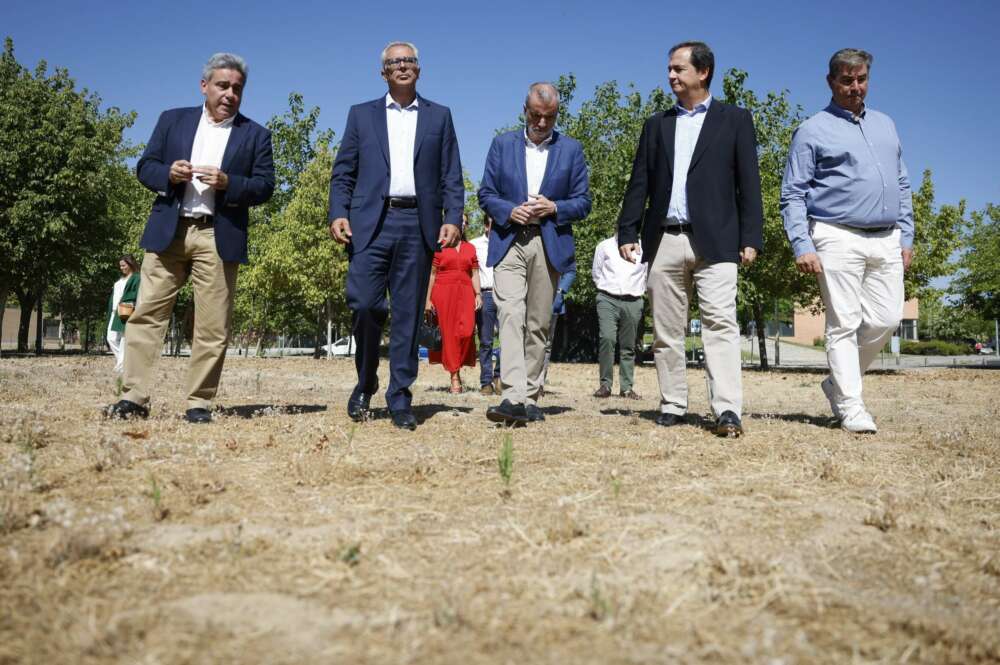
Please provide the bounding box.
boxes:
[329,41,464,431]
[107,53,275,424]
[478,83,591,425]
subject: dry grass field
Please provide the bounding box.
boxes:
[1,355,999,664]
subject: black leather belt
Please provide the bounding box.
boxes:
[387,196,418,208]
[181,214,213,223]
[856,225,895,234]
[598,289,643,301]
[517,224,541,235]
[663,224,693,235]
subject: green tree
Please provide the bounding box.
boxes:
[918,288,991,342]
[906,170,965,300]
[954,203,1000,322]
[0,36,136,353]
[233,93,334,352]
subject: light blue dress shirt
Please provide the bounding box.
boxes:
[666,95,712,225]
[780,101,913,257]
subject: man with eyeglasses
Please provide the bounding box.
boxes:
[329,41,464,431]
[478,82,592,426]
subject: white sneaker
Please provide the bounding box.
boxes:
[821,377,843,420]
[841,409,877,434]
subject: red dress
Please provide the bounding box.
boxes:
[429,242,478,371]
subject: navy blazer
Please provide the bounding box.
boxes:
[617,101,763,266]
[477,129,591,275]
[135,106,275,264]
[328,95,464,253]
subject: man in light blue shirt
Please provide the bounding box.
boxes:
[781,48,913,434]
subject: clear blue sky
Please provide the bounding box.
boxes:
[3,0,998,215]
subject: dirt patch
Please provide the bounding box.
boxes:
[1,356,999,664]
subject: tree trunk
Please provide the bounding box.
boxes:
[753,300,769,371]
[34,289,44,355]
[15,288,35,353]
[0,286,7,358]
[84,317,92,353]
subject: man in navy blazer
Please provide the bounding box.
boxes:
[618,42,763,437]
[107,52,274,424]
[478,82,591,425]
[329,41,464,431]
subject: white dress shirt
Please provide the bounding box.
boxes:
[592,236,647,297]
[524,130,552,197]
[181,105,234,217]
[386,93,418,197]
[470,234,493,289]
[666,95,712,225]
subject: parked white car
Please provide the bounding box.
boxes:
[322,336,356,357]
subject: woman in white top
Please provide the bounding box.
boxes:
[106,255,140,373]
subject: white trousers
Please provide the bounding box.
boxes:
[647,231,742,418]
[107,329,125,373]
[813,222,904,417]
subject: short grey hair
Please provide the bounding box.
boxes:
[525,82,560,107]
[828,48,873,78]
[381,41,419,68]
[202,52,248,82]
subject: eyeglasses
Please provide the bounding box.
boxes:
[384,56,419,70]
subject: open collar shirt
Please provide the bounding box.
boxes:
[666,94,712,225]
[524,129,552,198]
[181,105,234,216]
[386,93,419,197]
[780,100,913,257]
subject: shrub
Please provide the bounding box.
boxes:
[899,340,970,356]
[813,336,825,348]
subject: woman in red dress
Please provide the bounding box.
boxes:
[425,221,483,393]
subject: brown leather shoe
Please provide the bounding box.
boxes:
[619,389,641,400]
[480,384,495,395]
[593,385,612,398]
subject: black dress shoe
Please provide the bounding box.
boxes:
[347,393,372,422]
[185,408,212,424]
[390,410,417,430]
[525,404,545,422]
[655,412,685,427]
[713,410,743,437]
[105,399,149,420]
[486,399,529,426]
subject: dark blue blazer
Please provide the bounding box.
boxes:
[136,106,275,264]
[328,95,464,253]
[477,129,591,274]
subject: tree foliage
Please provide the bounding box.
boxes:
[0,36,139,352]
[954,203,1000,321]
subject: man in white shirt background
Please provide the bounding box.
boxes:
[592,234,647,400]
[470,215,501,394]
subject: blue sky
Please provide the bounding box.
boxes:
[3,0,998,216]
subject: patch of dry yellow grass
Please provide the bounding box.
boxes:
[1,356,999,664]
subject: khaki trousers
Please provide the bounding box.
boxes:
[494,229,558,405]
[122,219,239,410]
[647,231,741,417]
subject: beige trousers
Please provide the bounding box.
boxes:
[494,229,558,405]
[647,231,741,418]
[122,219,239,410]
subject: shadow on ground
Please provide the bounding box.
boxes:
[219,404,328,419]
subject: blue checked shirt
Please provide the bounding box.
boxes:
[780,101,913,257]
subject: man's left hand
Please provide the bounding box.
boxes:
[902,248,914,271]
[192,166,229,190]
[740,247,758,265]
[552,291,564,314]
[526,194,557,219]
[438,223,461,248]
